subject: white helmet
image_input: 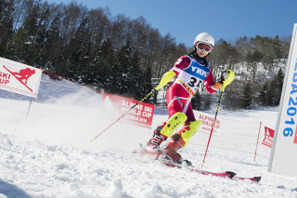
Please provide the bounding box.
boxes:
[194,32,215,48]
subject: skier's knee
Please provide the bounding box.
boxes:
[160,112,187,137]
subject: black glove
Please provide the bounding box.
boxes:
[219,75,225,84]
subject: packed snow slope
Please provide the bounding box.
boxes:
[0,75,297,198]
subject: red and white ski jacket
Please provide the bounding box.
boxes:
[170,55,221,96]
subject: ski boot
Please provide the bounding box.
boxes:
[164,133,185,164]
[145,122,167,157]
[145,112,188,157]
[164,120,201,165]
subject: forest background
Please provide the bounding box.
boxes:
[0,0,290,109]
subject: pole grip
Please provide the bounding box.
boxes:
[222,69,235,92]
[155,71,176,90]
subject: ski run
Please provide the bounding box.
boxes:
[0,75,297,198]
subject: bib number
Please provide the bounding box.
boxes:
[188,77,202,88]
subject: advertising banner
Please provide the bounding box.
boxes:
[0,57,42,98]
[268,24,297,176]
[102,93,154,129]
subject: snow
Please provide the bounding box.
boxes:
[1,76,297,198]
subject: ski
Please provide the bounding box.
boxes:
[160,158,235,179]
[233,175,261,182]
[138,144,261,183]
[160,157,261,182]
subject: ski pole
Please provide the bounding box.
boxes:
[90,89,156,142]
[201,69,235,168]
[90,71,176,142]
[201,90,224,168]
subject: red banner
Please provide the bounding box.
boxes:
[262,126,275,148]
[102,93,154,129]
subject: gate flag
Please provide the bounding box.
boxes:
[262,126,274,148]
[0,57,42,98]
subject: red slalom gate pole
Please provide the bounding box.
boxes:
[254,121,262,161]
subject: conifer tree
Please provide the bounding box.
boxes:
[259,68,284,106]
[22,1,40,65]
[99,38,115,92]
[7,27,26,60]
[42,15,63,73]
[239,82,253,109]
[259,82,270,106]
[141,65,152,101]
[128,51,144,100]
[269,68,284,105]
[0,0,14,57]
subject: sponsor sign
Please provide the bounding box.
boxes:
[102,93,154,129]
[262,126,274,148]
[268,23,297,176]
[196,111,221,135]
[0,57,42,98]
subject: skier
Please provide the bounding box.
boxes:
[145,32,233,164]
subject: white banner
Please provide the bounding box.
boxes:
[195,111,221,135]
[268,23,297,176]
[0,57,42,98]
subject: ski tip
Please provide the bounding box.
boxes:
[253,176,261,183]
[225,171,236,178]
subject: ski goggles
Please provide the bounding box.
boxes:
[196,42,213,53]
